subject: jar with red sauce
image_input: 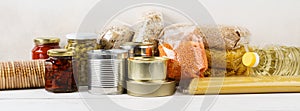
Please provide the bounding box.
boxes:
[45,49,77,93]
[32,37,60,60]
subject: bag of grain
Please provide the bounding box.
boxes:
[158,24,208,81]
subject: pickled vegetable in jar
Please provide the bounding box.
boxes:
[65,33,98,86]
[32,37,60,60]
[45,49,77,93]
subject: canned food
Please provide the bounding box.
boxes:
[88,49,128,95]
[120,42,154,57]
[128,57,168,81]
[127,80,176,97]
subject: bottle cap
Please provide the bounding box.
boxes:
[242,52,260,67]
[48,49,73,57]
[34,37,60,45]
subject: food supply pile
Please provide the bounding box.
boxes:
[0,7,300,97]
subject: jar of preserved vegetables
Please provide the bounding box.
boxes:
[32,37,60,60]
[45,49,77,93]
[65,33,98,86]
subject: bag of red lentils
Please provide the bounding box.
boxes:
[158,24,208,82]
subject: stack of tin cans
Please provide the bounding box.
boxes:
[121,42,176,97]
[88,42,176,97]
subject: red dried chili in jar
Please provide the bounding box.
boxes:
[45,49,77,93]
[32,37,60,60]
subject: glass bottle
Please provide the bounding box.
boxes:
[32,37,60,60]
[242,45,300,76]
[65,33,98,86]
[45,49,77,93]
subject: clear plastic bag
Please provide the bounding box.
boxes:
[132,11,164,56]
[199,25,251,50]
[158,24,208,81]
[132,11,164,41]
[98,25,135,49]
[204,46,250,77]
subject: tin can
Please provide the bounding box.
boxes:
[87,49,128,95]
[127,80,176,97]
[128,57,168,81]
[120,42,154,57]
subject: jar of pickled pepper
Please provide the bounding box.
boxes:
[65,33,98,86]
[45,49,77,93]
[32,37,60,60]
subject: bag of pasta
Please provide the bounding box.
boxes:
[158,24,208,82]
[204,46,250,77]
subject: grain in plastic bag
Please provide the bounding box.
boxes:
[199,25,251,50]
[98,25,134,49]
[132,11,164,56]
[158,24,208,81]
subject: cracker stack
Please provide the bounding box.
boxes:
[0,60,45,90]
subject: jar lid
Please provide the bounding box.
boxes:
[242,52,260,67]
[48,49,73,57]
[66,33,98,40]
[34,37,60,45]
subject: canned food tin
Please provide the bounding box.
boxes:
[127,80,176,97]
[128,57,168,81]
[120,42,154,57]
[88,49,128,95]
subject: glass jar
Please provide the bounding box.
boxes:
[32,37,60,60]
[65,33,98,86]
[45,49,77,93]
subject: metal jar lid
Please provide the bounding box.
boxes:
[47,49,73,57]
[127,80,176,97]
[34,37,60,45]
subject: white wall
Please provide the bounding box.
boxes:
[0,0,97,60]
[0,0,299,61]
[200,0,300,46]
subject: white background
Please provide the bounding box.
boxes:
[0,0,299,60]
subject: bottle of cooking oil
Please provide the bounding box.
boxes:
[242,45,300,76]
